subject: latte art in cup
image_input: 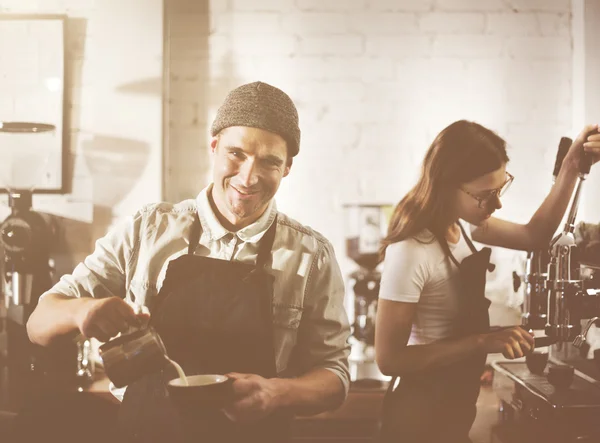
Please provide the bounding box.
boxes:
[169,374,229,387]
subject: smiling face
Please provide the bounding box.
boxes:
[454,164,512,226]
[210,126,291,230]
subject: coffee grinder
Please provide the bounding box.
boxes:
[0,122,77,411]
[343,203,393,384]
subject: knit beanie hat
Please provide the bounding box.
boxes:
[210,81,301,157]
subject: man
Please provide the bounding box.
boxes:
[27,81,351,442]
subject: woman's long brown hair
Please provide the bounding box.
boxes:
[380,120,509,260]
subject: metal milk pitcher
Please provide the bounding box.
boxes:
[98,327,169,388]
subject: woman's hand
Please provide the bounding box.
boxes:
[477,326,534,359]
[584,125,600,165]
[564,124,600,170]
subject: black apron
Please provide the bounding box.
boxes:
[118,214,291,443]
[378,223,493,443]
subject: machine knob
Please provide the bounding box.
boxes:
[0,218,32,253]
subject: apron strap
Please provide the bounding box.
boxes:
[457,221,477,254]
[255,215,278,269]
[447,251,461,269]
[448,222,495,272]
[187,212,202,255]
[447,222,477,268]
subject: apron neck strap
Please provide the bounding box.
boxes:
[457,221,477,254]
[446,222,478,268]
[255,215,278,269]
[447,251,460,268]
[188,213,202,255]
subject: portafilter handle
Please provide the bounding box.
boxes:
[523,328,557,348]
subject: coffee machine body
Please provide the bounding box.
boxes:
[0,191,77,410]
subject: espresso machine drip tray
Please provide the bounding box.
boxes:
[494,361,600,407]
[491,361,600,443]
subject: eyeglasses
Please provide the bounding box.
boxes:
[461,172,514,209]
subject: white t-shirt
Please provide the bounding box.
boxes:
[378,226,475,345]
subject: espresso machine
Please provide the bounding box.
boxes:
[0,122,78,412]
[492,139,600,443]
[516,136,572,333]
[343,203,393,385]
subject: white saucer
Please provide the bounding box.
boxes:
[108,382,126,402]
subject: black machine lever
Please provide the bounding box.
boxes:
[553,137,572,179]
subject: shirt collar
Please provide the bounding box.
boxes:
[196,184,278,243]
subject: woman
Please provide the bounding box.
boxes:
[375,120,600,443]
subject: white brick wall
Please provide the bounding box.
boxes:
[165,0,577,324]
[419,13,486,33]
[350,13,419,34]
[369,0,434,11]
[300,35,364,55]
[231,0,295,12]
[282,12,349,33]
[507,0,571,12]
[296,0,368,11]
[435,0,507,12]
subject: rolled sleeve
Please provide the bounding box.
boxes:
[41,210,142,301]
[295,240,351,397]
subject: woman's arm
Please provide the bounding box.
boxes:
[472,124,600,251]
[375,299,534,377]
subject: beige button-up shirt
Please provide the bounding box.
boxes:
[46,185,351,395]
